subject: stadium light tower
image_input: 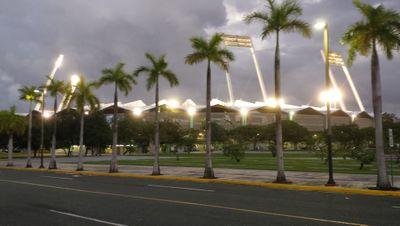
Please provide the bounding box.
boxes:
[222,35,268,103]
[35,54,64,111]
[58,74,81,112]
[326,52,365,112]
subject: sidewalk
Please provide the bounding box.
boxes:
[2,156,399,189]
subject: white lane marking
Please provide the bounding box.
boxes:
[392,206,400,209]
[40,176,73,180]
[0,179,366,226]
[148,184,215,192]
[49,209,127,226]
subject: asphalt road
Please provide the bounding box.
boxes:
[0,169,399,226]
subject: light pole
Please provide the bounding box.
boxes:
[187,107,196,129]
[35,88,46,168]
[315,21,336,186]
[240,108,248,126]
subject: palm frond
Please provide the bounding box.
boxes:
[162,69,179,87]
[281,19,311,38]
[243,11,269,24]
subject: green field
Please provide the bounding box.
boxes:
[87,152,400,175]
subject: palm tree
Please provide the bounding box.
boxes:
[18,86,41,168]
[185,33,235,178]
[98,63,136,173]
[341,0,400,189]
[66,76,100,171]
[244,0,311,183]
[46,77,66,169]
[134,53,179,175]
[0,106,26,167]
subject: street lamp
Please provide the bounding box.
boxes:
[35,88,46,169]
[315,20,336,186]
[240,108,249,126]
[187,107,196,129]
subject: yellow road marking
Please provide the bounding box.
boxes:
[0,179,367,226]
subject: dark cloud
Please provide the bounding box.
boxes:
[0,0,399,114]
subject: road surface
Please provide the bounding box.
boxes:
[0,169,399,225]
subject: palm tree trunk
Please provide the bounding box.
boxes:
[77,106,85,171]
[109,82,119,173]
[274,31,287,183]
[204,60,215,179]
[7,133,13,167]
[371,40,391,189]
[49,95,58,169]
[153,79,161,175]
[26,101,33,168]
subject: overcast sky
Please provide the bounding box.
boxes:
[0,0,399,114]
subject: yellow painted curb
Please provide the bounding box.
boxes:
[1,166,399,197]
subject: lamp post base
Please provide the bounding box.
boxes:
[325,179,337,186]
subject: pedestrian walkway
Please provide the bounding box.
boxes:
[1,156,399,189]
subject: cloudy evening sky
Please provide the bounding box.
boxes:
[0,0,399,113]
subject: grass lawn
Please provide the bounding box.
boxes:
[87,152,400,175]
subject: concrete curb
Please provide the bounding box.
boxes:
[1,166,399,197]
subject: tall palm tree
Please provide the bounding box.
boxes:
[98,63,136,173]
[185,33,235,178]
[244,0,311,183]
[134,53,179,175]
[0,106,26,167]
[66,76,100,171]
[18,86,41,168]
[341,0,400,189]
[46,77,66,169]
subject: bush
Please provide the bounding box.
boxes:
[223,140,245,162]
[350,146,375,170]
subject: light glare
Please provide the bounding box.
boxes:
[43,112,51,118]
[70,74,80,87]
[240,108,249,116]
[314,21,326,30]
[133,107,142,116]
[54,54,64,69]
[319,89,342,104]
[187,107,196,116]
[167,99,179,109]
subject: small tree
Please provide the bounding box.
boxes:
[0,106,26,166]
[98,63,136,172]
[67,76,100,171]
[134,53,179,175]
[244,0,311,183]
[223,139,246,162]
[341,0,400,189]
[185,33,235,178]
[229,125,265,151]
[350,146,375,170]
[18,85,41,167]
[46,77,67,169]
[85,111,112,155]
